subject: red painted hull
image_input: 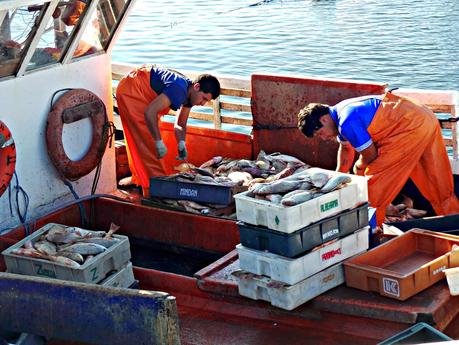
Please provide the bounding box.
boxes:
[1,197,457,344]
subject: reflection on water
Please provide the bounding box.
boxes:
[113,0,459,90]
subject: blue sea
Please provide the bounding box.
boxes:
[112,0,459,91]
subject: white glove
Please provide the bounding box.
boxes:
[176,140,187,160]
[155,140,167,159]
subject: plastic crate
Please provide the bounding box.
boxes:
[236,262,344,310]
[377,322,452,344]
[344,229,459,300]
[99,262,135,288]
[237,227,369,285]
[387,214,459,236]
[149,176,233,205]
[238,203,368,257]
[234,170,368,233]
[2,223,131,284]
[444,267,459,296]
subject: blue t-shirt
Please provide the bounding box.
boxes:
[150,66,192,111]
[329,96,383,152]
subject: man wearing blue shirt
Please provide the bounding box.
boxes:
[116,65,220,196]
[297,92,459,225]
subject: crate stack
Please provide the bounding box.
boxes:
[233,170,370,310]
[2,223,136,289]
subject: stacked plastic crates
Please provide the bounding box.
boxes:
[233,170,370,310]
[2,223,136,288]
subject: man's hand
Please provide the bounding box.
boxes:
[155,140,167,158]
[176,140,187,160]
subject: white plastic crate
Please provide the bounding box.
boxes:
[236,226,369,285]
[234,170,368,233]
[2,223,131,284]
[236,263,344,310]
[99,262,135,288]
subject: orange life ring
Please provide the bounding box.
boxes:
[46,88,108,181]
[0,120,16,198]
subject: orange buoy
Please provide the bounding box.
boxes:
[0,120,16,197]
[46,88,108,181]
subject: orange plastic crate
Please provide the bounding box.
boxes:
[344,229,459,300]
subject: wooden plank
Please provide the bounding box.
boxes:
[0,272,181,345]
[221,101,251,113]
[222,88,251,98]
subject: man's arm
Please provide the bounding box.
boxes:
[353,143,378,175]
[336,141,355,173]
[174,106,191,142]
[144,93,171,141]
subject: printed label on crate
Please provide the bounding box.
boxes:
[91,267,100,282]
[383,277,400,297]
[320,199,339,213]
[320,243,342,262]
[322,228,339,241]
[34,263,56,278]
[179,188,198,197]
[432,265,446,276]
[322,273,335,284]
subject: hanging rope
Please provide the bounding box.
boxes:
[7,172,30,236]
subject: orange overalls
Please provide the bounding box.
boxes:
[364,92,459,225]
[116,66,170,196]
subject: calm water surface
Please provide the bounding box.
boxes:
[112,0,459,90]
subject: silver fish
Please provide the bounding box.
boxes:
[50,255,81,268]
[281,190,314,206]
[310,172,330,188]
[34,240,57,256]
[265,194,283,204]
[60,243,107,255]
[321,174,352,193]
[255,180,302,195]
[57,251,85,263]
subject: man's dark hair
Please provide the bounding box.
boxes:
[297,103,330,137]
[194,74,221,99]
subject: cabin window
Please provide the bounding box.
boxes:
[72,0,129,60]
[0,4,47,77]
[27,1,91,70]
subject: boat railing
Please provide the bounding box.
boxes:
[111,63,459,164]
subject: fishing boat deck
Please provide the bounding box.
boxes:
[1,194,458,344]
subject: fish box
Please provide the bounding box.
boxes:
[2,223,131,284]
[344,229,459,300]
[238,203,368,257]
[234,172,368,233]
[99,262,135,288]
[237,227,369,285]
[149,176,233,205]
[235,263,344,311]
[377,322,452,345]
[386,214,459,236]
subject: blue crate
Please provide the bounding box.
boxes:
[149,177,233,205]
[377,322,452,345]
[238,203,368,258]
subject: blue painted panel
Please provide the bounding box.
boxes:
[0,273,180,345]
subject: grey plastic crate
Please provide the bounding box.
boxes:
[99,262,135,288]
[238,203,368,257]
[377,322,452,344]
[2,223,131,284]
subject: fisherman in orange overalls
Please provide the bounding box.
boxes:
[297,91,459,225]
[116,65,220,196]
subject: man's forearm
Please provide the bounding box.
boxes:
[336,144,354,173]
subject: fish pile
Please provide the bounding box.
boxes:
[246,167,353,206]
[384,195,428,223]
[11,223,120,268]
[160,151,313,214]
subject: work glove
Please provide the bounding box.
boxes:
[176,140,188,160]
[155,140,167,159]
